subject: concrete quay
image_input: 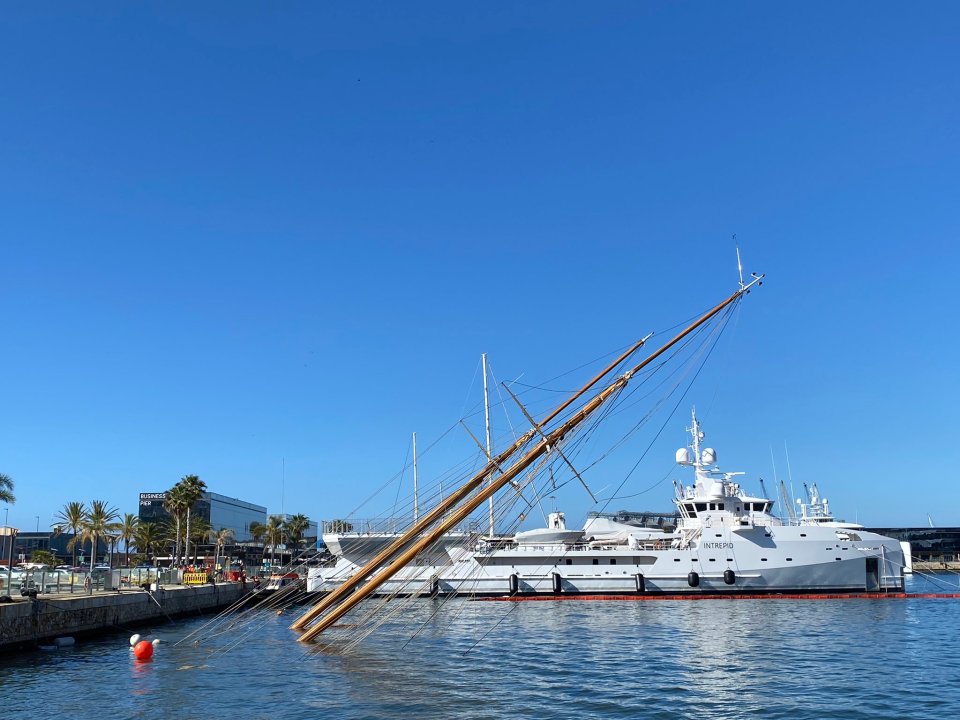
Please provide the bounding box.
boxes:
[0,582,248,653]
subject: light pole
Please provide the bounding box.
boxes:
[35,516,39,532]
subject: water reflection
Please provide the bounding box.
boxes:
[1,593,958,719]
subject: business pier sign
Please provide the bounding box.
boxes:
[139,492,168,507]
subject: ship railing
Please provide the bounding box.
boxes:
[322,517,483,536]
[474,541,598,555]
[632,539,673,551]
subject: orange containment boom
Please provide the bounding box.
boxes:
[476,592,960,602]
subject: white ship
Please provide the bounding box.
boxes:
[294,275,910,644]
[309,410,905,596]
[315,518,475,591]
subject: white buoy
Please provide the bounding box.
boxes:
[152,638,161,646]
[129,634,141,647]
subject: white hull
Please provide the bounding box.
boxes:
[309,524,904,596]
[323,531,470,566]
[310,411,906,600]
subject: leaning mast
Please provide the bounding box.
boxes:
[293,275,763,642]
[290,336,652,636]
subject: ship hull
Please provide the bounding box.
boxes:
[308,525,905,597]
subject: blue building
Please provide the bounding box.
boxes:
[138,490,267,542]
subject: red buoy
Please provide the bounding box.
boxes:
[133,640,154,661]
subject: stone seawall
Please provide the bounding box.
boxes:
[0,583,248,652]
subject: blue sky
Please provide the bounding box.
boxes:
[1,2,957,532]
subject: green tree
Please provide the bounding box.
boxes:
[80,500,119,569]
[31,549,56,566]
[133,522,162,565]
[188,516,212,564]
[0,473,14,505]
[285,514,311,556]
[163,486,187,564]
[54,501,87,568]
[157,519,179,562]
[177,475,207,565]
[209,527,235,576]
[265,515,284,567]
[249,520,266,544]
[116,513,139,568]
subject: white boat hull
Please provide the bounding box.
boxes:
[309,525,905,596]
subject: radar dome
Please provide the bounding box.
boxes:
[701,448,717,465]
[676,448,693,465]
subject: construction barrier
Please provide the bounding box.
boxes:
[183,572,209,585]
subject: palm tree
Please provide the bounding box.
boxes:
[116,513,139,568]
[80,500,119,570]
[265,515,284,567]
[285,514,311,557]
[188,516,212,565]
[163,485,188,564]
[54,501,87,568]
[249,521,266,544]
[177,475,207,565]
[0,473,14,505]
[133,522,162,565]
[209,527,235,577]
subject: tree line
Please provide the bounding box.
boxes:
[7,473,312,569]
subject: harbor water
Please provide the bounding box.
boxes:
[2,575,959,719]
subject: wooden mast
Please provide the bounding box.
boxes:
[295,277,762,642]
[289,336,651,633]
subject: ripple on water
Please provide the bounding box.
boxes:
[1,592,959,719]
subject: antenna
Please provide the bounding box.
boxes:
[735,237,745,290]
[784,442,795,489]
[482,353,494,536]
[412,432,419,523]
